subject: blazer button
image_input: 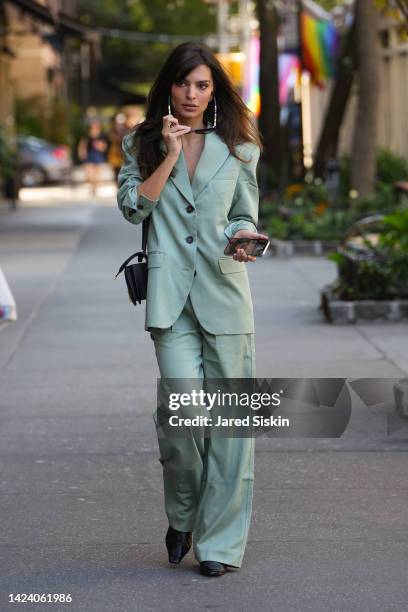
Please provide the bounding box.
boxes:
[137,203,144,210]
[186,236,194,244]
[186,205,194,213]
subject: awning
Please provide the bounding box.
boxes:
[6,0,88,38]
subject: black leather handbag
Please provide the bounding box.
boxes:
[115,219,149,305]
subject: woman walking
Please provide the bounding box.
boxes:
[78,119,108,196]
[107,113,127,181]
[117,42,265,577]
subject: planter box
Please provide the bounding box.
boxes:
[270,239,337,257]
[394,379,408,418]
[320,287,408,323]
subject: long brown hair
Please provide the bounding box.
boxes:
[129,42,263,180]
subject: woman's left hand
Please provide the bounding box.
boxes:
[231,230,269,263]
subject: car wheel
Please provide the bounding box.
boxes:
[20,165,47,187]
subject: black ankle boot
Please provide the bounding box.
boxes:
[165,526,192,564]
[199,561,227,577]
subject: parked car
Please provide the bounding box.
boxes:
[16,136,72,187]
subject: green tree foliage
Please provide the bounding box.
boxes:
[375,0,408,36]
[77,0,217,94]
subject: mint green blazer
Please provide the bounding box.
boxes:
[117,131,260,334]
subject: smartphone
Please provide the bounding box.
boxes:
[224,237,270,257]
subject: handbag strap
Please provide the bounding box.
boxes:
[115,251,147,277]
[115,216,150,278]
[142,217,149,254]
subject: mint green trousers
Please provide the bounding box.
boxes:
[150,296,255,568]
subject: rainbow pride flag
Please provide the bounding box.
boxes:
[243,35,260,116]
[243,37,301,115]
[279,54,300,105]
[300,11,339,87]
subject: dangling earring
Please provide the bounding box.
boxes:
[168,95,172,115]
[212,96,217,128]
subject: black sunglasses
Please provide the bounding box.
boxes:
[187,127,215,134]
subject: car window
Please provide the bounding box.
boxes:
[17,137,49,150]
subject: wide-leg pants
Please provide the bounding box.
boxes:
[150,296,255,568]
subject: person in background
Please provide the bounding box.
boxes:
[107,113,127,182]
[78,119,108,196]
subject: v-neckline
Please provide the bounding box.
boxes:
[181,135,207,187]
[164,131,230,207]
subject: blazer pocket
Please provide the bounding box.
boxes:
[147,251,164,268]
[218,256,245,274]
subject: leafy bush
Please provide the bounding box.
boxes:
[328,251,408,300]
[379,206,408,253]
[259,148,408,241]
[15,96,47,140]
[337,149,408,206]
[349,183,398,215]
[327,207,408,300]
[376,148,408,184]
[260,180,363,241]
[15,96,75,146]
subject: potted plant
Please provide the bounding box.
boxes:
[321,208,408,321]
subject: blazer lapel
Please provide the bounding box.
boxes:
[159,139,195,206]
[159,131,230,206]
[191,131,230,201]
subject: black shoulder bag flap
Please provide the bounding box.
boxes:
[115,218,149,305]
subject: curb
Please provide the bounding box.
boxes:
[320,288,408,323]
[270,239,337,257]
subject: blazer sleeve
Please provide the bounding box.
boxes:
[224,143,260,240]
[116,133,160,225]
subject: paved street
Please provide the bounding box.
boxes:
[0,194,407,612]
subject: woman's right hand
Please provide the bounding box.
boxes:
[162,114,191,159]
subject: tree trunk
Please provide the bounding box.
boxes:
[314,16,357,178]
[256,0,282,184]
[350,0,380,198]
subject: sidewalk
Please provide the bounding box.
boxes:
[0,197,407,611]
